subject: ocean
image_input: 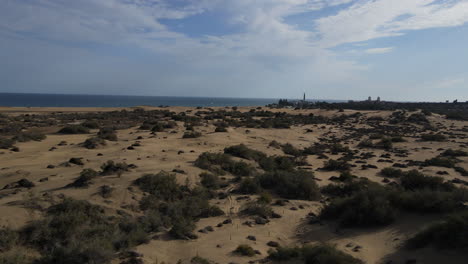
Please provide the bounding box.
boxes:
[0,93,281,107]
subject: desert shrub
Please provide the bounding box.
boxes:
[97,127,117,141]
[168,215,196,240]
[357,139,374,148]
[237,177,261,194]
[406,211,468,250]
[99,185,113,198]
[320,186,396,227]
[454,166,468,176]
[391,189,467,213]
[407,112,429,123]
[258,156,296,172]
[0,251,33,264]
[322,159,351,171]
[82,137,106,149]
[376,137,393,150]
[321,179,375,197]
[134,172,182,201]
[281,143,303,157]
[58,125,90,134]
[214,126,227,132]
[269,140,281,149]
[151,122,165,132]
[233,244,256,257]
[400,170,454,191]
[191,256,211,264]
[0,227,18,252]
[441,149,468,157]
[194,152,256,176]
[0,138,15,149]
[241,202,273,218]
[423,156,458,168]
[66,169,99,188]
[224,144,267,162]
[13,130,46,142]
[258,170,320,200]
[81,120,99,129]
[268,244,363,264]
[257,191,273,204]
[182,131,202,139]
[420,133,446,142]
[380,167,404,178]
[199,172,220,190]
[22,198,148,264]
[100,160,129,176]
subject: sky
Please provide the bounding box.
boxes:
[1,0,468,101]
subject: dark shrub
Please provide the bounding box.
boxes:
[380,167,404,178]
[199,172,220,190]
[97,127,118,141]
[237,177,261,194]
[258,156,296,172]
[406,211,468,250]
[100,160,129,176]
[182,131,202,139]
[214,126,227,132]
[224,144,267,162]
[194,152,256,176]
[391,189,467,213]
[281,143,303,157]
[13,130,46,142]
[82,137,106,149]
[400,170,454,191]
[81,120,100,129]
[441,149,468,157]
[58,125,90,134]
[169,217,196,239]
[0,227,18,252]
[0,137,15,149]
[322,159,351,171]
[191,256,211,264]
[320,186,396,227]
[420,133,446,142]
[240,201,273,218]
[66,169,99,188]
[423,156,458,168]
[268,244,363,264]
[233,244,256,257]
[134,172,182,201]
[99,185,113,198]
[258,170,320,200]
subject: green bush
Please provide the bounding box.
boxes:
[268,244,363,264]
[320,186,396,227]
[100,160,129,176]
[0,227,18,252]
[258,170,320,200]
[58,125,90,134]
[237,177,261,194]
[191,256,212,264]
[0,138,15,149]
[13,130,46,142]
[199,172,220,190]
[423,156,458,168]
[194,152,256,176]
[420,133,446,142]
[224,144,267,162]
[441,149,468,157]
[81,120,100,129]
[380,167,404,178]
[391,189,467,213]
[182,131,202,138]
[406,211,468,250]
[233,244,256,257]
[134,172,182,201]
[322,159,351,171]
[82,137,106,149]
[240,202,273,218]
[97,127,117,141]
[400,170,454,191]
[66,168,99,188]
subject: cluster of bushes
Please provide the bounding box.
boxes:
[322,159,351,171]
[134,171,224,239]
[268,244,363,264]
[58,125,90,134]
[1,198,150,264]
[320,170,468,227]
[258,170,320,200]
[13,129,46,142]
[194,152,256,176]
[97,127,118,141]
[0,137,16,149]
[182,131,202,138]
[82,137,106,149]
[420,133,446,142]
[406,211,468,250]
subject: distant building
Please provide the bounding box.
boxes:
[377,96,381,102]
[368,96,372,101]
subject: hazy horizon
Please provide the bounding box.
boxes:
[1,0,468,102]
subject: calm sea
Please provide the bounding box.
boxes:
[0,93,281,107]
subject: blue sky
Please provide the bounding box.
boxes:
[1,0,468,101]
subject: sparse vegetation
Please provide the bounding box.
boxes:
[268,244,363,264]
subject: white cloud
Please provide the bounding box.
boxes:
[365,47,394,54]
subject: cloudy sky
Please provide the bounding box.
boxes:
[1,0,468,101]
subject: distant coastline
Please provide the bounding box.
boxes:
[0,93,343,107]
